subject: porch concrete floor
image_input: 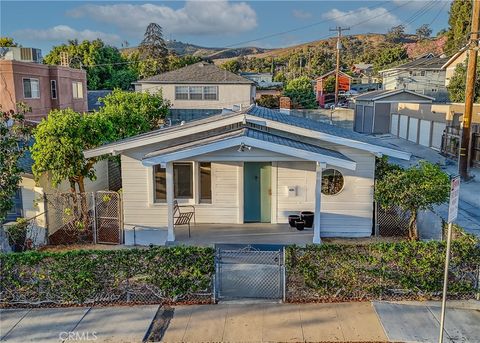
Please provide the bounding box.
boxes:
[172,223,313,246]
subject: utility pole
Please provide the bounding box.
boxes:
[459,0,480,180]
[330,26,350,106]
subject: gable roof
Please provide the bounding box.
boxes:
[316,70,352,80]
[142,127,356,170]
[84,105,411,160]
[441,47,468,69]
[353,89,434,102]
[135,62,254,84]
[381,53,448,72]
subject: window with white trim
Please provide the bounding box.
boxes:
[174,162,193,199]
[72,81,83,99]
[50,80,57,99]
[175,86,189,100]
[23,78,40,99]
[174,86,218,100]
[199,162,212,203]
[153,162,208,203]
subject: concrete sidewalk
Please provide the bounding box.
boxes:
[160,302,387,342]
[1,301,479,342]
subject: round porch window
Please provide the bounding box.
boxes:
[321,169,344,195]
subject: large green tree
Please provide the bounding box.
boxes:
[445,0,473,54]
[44,39,138,90]
[1,104,32,223]
[31,90,170,193]
[375,161,450,240]
[283,76,317,109]
[447,61,480,103]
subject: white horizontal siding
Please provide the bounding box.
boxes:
[121,153,241,227]
[276,146,374,237]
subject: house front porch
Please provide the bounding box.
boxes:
[124,223,313,247]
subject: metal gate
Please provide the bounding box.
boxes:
[215,244,284,301]
[95,191,122,244]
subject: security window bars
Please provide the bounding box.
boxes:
[23,78,40,99]
[175,86,218,101]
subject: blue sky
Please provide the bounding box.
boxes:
[1,1,451,53]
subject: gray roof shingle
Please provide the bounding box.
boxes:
[137,62,254,84]
[384,53,448,71]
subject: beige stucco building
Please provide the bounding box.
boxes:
[133,62,256,111]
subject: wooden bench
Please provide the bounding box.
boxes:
[173,200,196,238]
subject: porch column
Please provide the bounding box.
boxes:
[313,162,326,244]
[166,161,175,242]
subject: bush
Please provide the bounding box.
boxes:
[256,95,280,109]
[5,218,28,252]
[0,246,214,306]
[286,235,479,301]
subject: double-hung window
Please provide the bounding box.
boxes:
[50,80,57,99]
[203,86,218,100]
[189,86,203,100]
[23,78,40,99]
[175,86,189,100]
[72,81,84,99]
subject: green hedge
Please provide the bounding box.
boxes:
[0,246,214,306]
[286,235,480,301]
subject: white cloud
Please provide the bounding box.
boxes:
[15,25,120,44]
[323,7,401,32]
[67,1,257,36]
[292,9,312,20]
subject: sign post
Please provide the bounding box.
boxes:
[438,175,460,343]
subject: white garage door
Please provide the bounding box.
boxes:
[431,122,446,150]
[391,114,399,135]
[419,120,431,147]
[399,115,408,139]
[408,118,419,143]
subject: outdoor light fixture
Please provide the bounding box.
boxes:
[237,143,252,152]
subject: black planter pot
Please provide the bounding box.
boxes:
[301,211,314,228]
[288,215,301,228]
[295,220,305,231]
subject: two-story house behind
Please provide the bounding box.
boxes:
[0,47,88,121]
[380,53,449,102]
[134,62,256,122]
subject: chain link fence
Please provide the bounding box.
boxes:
[376,203,409,237]
[215,245,285,301]
[44,191,122,245]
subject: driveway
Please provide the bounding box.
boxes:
[373,301,480,343]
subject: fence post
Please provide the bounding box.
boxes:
[282,246,286,303]
[476,264,480,301]
[92,192,97,244]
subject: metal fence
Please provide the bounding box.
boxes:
[1,212,48,253]
[376,203,409,237]
[215,244,285,301]
[44,191,122,245]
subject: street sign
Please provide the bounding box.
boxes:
[447,175,460,223]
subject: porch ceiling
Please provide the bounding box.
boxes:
[142,127,356,170]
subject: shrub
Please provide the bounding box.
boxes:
[286,235,479,301]
[0,246,214,306]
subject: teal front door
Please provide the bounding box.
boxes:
[244,162,271,223]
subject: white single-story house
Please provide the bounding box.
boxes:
[84,105,411,245]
